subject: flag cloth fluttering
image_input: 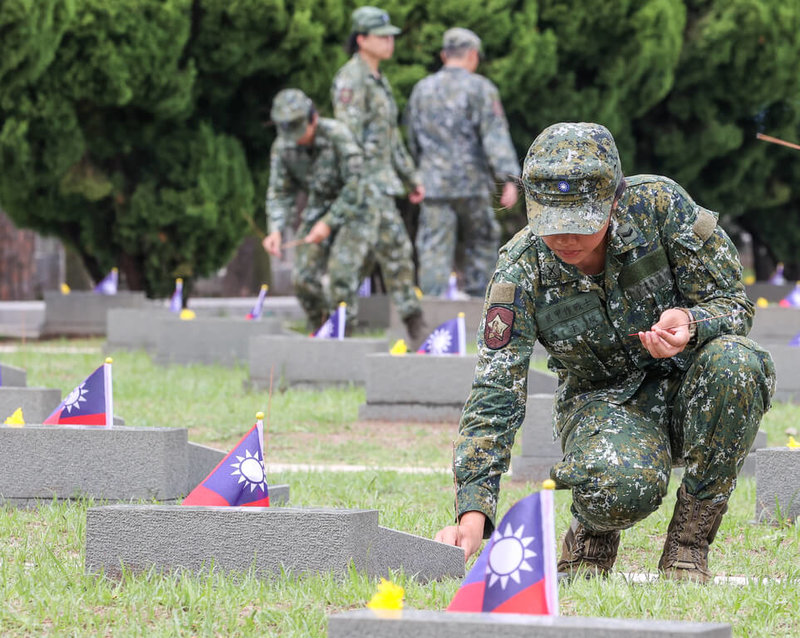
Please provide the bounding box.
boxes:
[790,331,800,347]
[417,313,466,355]
[313,302,346,340]
[94,268,118,295]
[44,359,113,426]
[769,263,786,285]
[170,278,183,313]
[779,282,800,308]
[445,272,459,300]
[358,277,372,297]
[246,284,269,320]
[182,413,269,506]
[447,488,558,615]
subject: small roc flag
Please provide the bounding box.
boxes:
[447,486,559,616]
[182,413,270,507]
[246,284,269,320]
[417,313,466,355]
[313,302,346,340]
[94,268,118,295]
[44,359,114,427]
[170,278,183,313]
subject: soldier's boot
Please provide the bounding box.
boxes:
[658,484,728,584]
[557,518,620,579]
[403,310,428,351]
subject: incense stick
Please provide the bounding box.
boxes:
[280,238,307,250]
[627,311,739,337]
[756,132,800,152]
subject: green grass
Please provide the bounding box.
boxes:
[1,338,799,636]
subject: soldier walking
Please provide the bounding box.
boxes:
[405,28,521,298]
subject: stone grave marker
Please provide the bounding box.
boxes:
[85,506,463,583]
[755,447,800,524]
[0,363,27,387]
[41,290,148,337]
[0,387,62,424]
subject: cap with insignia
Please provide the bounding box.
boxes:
[442,27,482,53]
[270,88,313,141]
[522,122,623,236]
[351,6,401,36]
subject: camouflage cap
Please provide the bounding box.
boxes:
[351,6,401,36]
[523,122,623,236]
[442,27,482,52]
[270,89,313,141]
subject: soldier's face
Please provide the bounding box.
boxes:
[358,34,395,60]
[541,212,612,275]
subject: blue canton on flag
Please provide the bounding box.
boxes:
[94,268,118,295]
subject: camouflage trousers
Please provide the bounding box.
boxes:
[415,195,500,297]
[328,190,421,324]
[291,218,330,330]
[551,335,776,533]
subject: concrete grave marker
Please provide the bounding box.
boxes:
[85,506,463,582]
[388,298,485,342]
[249,335,388,389]
[358,354,557,422]
[41,290,148,337]
[0,387,62,424]
[327,610,732,638]
[755,447,800,524]
[766,345,800,404]
[0,363,27,387]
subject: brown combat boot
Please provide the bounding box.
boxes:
[658,484,728,584]
[557,518,620,579]
[403,310,428,351]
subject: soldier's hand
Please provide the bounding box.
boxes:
[637,308,692,359]
[434,510,485,562]
[262,231,282,258]
[500,181,519,209]
[305,221,331,244]
[408,184,425,204]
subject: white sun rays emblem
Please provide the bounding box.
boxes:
[486,522,537,589]
[230,448,268,492]
[316,320,334,338]
[63,382,89,413]
[427,328,453,354]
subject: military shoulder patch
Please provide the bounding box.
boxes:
[488,282,515,304]
[693,208,717,241]
[492,99,504,118]
[484,305,514,350]
[338,87,353,104]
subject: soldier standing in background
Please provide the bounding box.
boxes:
[263,89,363,331]
[405,28,521,298]
[435,122,775,584]
[329,5,427,344]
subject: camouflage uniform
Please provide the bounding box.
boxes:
[454,123,776,542]
[405,28,520,297]
[331,35,422,323]
[266,90,363,327]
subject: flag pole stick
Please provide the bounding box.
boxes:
[452,441,461,547]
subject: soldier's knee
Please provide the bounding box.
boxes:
[694,336,776,407]
[571,468,669,532]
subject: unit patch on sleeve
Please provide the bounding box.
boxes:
[484,306,514,350]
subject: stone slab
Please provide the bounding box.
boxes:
[327,610,731,638]
[188,296,304,320]
[388,298,486,342]
[0,300,45,339]
[746,283,794,304]
[0,425,188,504]
[358,354,557,422]
[765,345,800,404]
[749,307,800,346]
[249,335,389,389]
[106,308,166,353]
[357,294,391,329]
[513,393,561,482]
[755,447,800,523]
[0,363,27,387]
[0,387,62,424]
[41,291,148,337]
[154,317,285,366]
[85,506,463,582]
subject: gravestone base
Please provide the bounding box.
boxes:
[327,610,732,638]
[0,363,27,387]
[41,291,148,337]
[755,447,800,524]
[766,345,800,404]
[357,294,391,330]
[106,308,166,353]
[512,393,560,483]
[85,506,463,583]
[155,317,285,367]
[388,298,486,342]
[0,387,62,424]
[249,336,388,389]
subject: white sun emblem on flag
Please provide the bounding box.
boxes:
[230,449,267,492]
[428,328,453,354]
[63,382,89,413]
[486,522,537,589]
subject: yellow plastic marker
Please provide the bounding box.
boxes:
[756,297,769,308]
[787,436,800,449]
[367,578,404,618]
[179,308,196,320]
[542,479,556,490]
[389,339,408,355]
[60,283,71,295]
[4,407,25,427]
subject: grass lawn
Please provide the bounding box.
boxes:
[1,337,798,637]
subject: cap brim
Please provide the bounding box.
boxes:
[368,25,401,35]
[526,194,613,236]
[276,121,308,142]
